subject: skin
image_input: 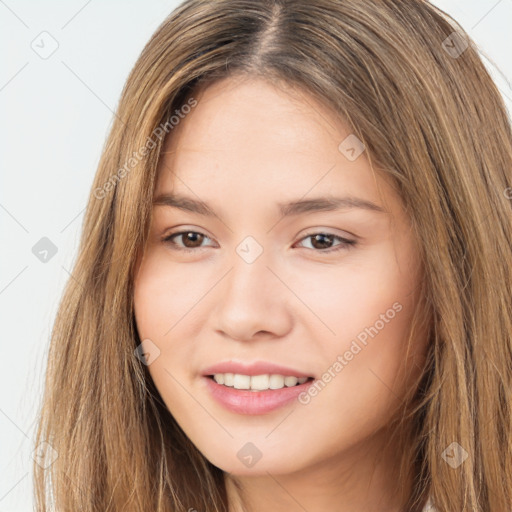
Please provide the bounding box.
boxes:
[133,74,430,512]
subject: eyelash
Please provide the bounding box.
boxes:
[161,230,357,254]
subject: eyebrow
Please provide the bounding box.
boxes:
[152,193,387,216]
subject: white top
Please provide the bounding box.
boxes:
[421,497,437,511]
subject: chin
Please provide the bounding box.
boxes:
[199,444,308,476]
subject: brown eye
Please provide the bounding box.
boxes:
[309,233,335,250]
[295,232,356,253]
[162,231,211,251]
[180,232,205,248]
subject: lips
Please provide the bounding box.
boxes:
[203,376,313,414]
[200,360,315,415]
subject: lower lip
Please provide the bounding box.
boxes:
[203,376,314,415]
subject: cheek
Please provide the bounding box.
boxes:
[291,267,423,457]
[291,242,419,344]
[133,255,198,414]
[295,240,424,398]
[133,251,211,385]
[133,251,203,340]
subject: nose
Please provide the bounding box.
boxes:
[212,248,294,342]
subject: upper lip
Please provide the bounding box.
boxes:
[201,361,314,378]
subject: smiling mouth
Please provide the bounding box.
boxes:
[206,373,315,391]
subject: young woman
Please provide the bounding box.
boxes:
[33,1,512,511]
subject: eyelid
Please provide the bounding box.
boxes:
[297,227,357,241]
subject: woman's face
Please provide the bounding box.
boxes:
[133,74,428,476]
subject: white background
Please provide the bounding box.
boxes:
[1,1,511,510]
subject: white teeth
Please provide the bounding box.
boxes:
[284,376,298,387]
[233,374,251,390]
[269,374,285,389]
[250,374,270,390]
[211,373,310,391]
[213,374,224,385]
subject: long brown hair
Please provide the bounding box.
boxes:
[33,1,512,510]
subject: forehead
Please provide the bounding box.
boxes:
[155,75,400,219]
[165,75,346,157]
